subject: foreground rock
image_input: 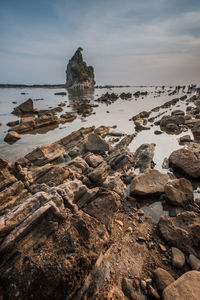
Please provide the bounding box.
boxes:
[154,268,175,292]
[163,271,200,300]
[133,143,155,172]
[158,211,200,256]
[130,169,169,196]
[169,148,200,179]
[66,47,95,89]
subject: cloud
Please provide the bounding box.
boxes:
[0,0,200,84]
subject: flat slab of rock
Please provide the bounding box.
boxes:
[164,178,193,206]
[163,271,200,300]
[130,169,169,196]
[158,211,200,255]
[85,134,110,154]
[169,148,200,179]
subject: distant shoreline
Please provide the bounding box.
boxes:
[0,84,66,89]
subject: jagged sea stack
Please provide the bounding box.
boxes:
[66,47,95,89]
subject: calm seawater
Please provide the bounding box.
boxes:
[0,86,193,169]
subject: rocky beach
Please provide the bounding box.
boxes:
[0,48,200,299]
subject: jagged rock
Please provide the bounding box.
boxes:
[85,134,111,154]
[66,47,95,89]
[164,178,193,206]
[122,278,138,299]
[94,283,126,299]
[88,162,110,186]
[133,143,155,172]
[60,112,77,123]
[171,247,185,268]
[154,268,175,292]
[158,211,200,256]
[107,149,134,171]
[95,93,118,105]
[94,125,110,137]
[120,92,132,99]
[84,153,104,168]
[4,131,21,144]
[30,164,70,187]
[102,175,125,198]
[169,148,200,179]
[189,254,200,270]
[163,271,200,300]
[130,169,169,196]
[12,99,36,115]
[83,189,121,229]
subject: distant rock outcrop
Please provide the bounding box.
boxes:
[66,47,95,89]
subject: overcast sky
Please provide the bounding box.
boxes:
[0,0,200,85]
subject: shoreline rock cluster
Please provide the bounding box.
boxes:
[0,116,200,299]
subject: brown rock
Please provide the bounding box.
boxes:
[164,178,193,206]
[171,247,185,268]
[130,169,169,196]
[4,131,21,144]
[163,271,200,300]
[169,148,200,179]
[88,162,110,186]
[85,134,110,154]
[12,98,35,115]
[85,153,104,168]
[154,268,175,292]
[158,211,200,256]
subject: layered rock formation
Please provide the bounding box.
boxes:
[66,47,95,89]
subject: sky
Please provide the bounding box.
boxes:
[0,0,200,85]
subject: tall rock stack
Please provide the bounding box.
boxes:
[66,47,95,89]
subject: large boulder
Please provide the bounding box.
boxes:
[169,148,200,179]
[153,268,175,292]
[158,211,200,256]
[164,178,193,206]
[163,271,200,300]
[66,47,95,89]
[130,169,169,196]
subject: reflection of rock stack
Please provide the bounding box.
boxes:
[66,47,95,89]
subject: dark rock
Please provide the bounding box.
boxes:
[85,134,111,154]
[66,47,95,89]
[154,130,163,135]
[158,211,200,255]
[133,143,155,173]
[192,121,200,141]
[12,99,36,115]
[0,157,8,169]
[169,148,200,179]
[6,120,19,127]
[179,135,193,144]
[189,254,200,270]
[4,131,21,144]
[54,92,67,95]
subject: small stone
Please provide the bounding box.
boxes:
[171,247,185,268]
[189,254,200,270]
[127,227,132,232]
[138,209,144,215]
[115,219,123,227]
[148,285,160,299]
[159,244,167,252]
[137,236,146,242]
[140,280,147,290]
